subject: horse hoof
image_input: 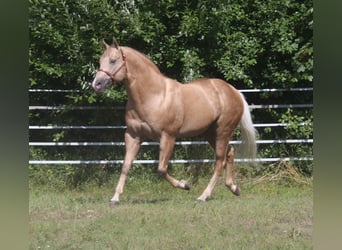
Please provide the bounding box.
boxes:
[109,200,120,207]
[180,180,190,190]
[232,186,240,196]
[196,198,206,202]
[196,195,209,202]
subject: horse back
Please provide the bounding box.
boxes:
[182,78,243,113]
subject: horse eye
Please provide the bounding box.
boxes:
[109,58,116,64]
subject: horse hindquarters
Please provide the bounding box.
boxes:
[197,83,249,201]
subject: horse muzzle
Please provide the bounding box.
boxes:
[92,78,111,93]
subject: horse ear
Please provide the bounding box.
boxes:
[112,37,120,49]
[102,39,110,49]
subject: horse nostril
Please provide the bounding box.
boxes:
[92,80,102,91]
[94,81,103,90]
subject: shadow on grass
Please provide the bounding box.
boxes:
[127,197,171,205]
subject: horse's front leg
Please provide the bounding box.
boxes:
[158,133,190,190]
[110,131,141,206]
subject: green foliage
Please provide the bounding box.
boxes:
[254,108,313,176]
[29,0,313,89]
[280,109,313,139]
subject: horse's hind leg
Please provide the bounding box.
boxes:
[197,139,227,202]
[225,145,240,196]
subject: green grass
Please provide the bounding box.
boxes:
[29,176,312,249]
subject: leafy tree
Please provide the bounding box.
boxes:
[29,0,313,95]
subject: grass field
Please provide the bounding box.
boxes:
[29,175,312,249]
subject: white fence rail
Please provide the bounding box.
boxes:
[29,139,313,147]
[28,122,309,130]
[29,87,313,93]
[29,87,313,165]
[29,157,313,165]
[29,104,313,110]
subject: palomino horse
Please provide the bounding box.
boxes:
[92,38,257,205]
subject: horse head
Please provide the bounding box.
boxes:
[92,38,126,93]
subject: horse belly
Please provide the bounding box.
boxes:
[178,118,212,137]
[178,92,218,137]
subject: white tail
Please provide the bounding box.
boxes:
[238,93,257,163]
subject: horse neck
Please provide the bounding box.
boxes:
[122,47,166,102]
